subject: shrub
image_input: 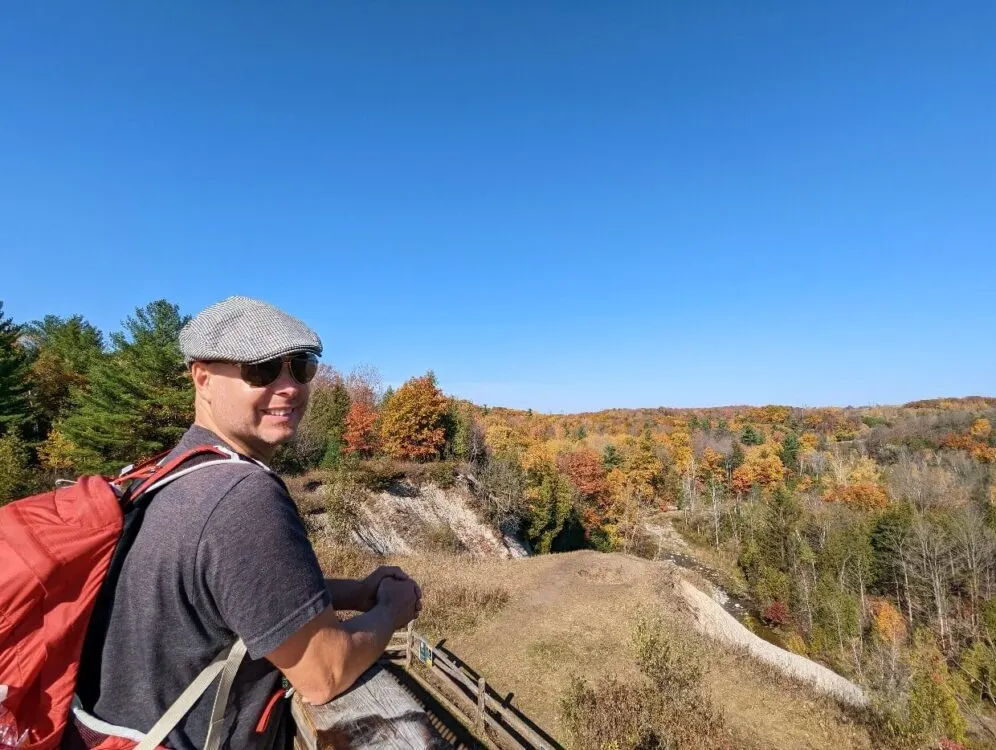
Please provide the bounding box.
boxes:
[425,460,457,488]
[561,613,728,749]
[417,581,509,639]
[762,600,791,628]
[351,457,406,491]
[323,472,365,544]
[420,522,466,554]
[885,629,966,748]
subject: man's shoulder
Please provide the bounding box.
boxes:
[164,425,288,496]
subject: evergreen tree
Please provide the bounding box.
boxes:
[760,485,803,570]
[729,442,747,472]
[61,300,192,472]
[440,402,461,458]
[740,424,764,445]
[602,443,623,470]
[0,301,30,431]
[779,432,800,473]
[526,472,575,554]
[319,379,351,468]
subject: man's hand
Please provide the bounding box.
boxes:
[359,566,422,614]
[376,576,421,631]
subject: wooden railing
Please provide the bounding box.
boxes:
[384,624,559,750]
[293,624,560,750]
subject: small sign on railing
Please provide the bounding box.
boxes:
[414,635,434,668]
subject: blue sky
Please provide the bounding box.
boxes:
[1,2,993,413]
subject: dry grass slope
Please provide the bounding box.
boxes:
[315,542,875,750]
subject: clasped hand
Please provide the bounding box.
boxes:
[360,566,422,628]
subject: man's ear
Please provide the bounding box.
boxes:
[190,361,211,393]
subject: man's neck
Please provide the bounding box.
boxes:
[192,416,273,463]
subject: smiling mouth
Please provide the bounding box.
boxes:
[262,408,296,417]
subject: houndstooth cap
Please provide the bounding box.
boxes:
[180,296,322,365]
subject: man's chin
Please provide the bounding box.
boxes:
[262,425,298,447]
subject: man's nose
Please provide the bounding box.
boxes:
[271,363,302,394]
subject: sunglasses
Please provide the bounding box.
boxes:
[239,352,319,388]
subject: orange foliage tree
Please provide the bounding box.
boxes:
[343,401,379,457]
[822,481,889,509]
[557,447,611,531]
[557,447,608,499]
[378,373,447,461]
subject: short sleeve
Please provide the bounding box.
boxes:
[197,470,332,659]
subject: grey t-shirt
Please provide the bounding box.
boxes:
[92,425,331,749]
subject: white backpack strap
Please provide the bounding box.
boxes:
[203,639,249,750]
[135,446,249,498]
[134,639,248,750]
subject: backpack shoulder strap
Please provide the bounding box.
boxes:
[133,639,248,750]
[124,444,249,502]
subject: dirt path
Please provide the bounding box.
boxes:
[437,550,872,750]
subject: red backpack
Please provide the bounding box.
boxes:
[0,446,250,750]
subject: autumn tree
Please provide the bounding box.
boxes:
[21,315,104,439]
[731,444,786,495]
[379,372,447,461]
[343,400,378,457]
[60,300,192,472]
[344,364,382,408]
[697,447,728,547]
[625,430,662,502]
[558,447,611,536]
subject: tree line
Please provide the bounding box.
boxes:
[4,298,996,745]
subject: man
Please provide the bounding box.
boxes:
[79,296,421,749]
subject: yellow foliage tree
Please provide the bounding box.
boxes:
[970,418,992,439]
[624,431,662,502]
[37,428,77,471]
[378,373,447,461]
[731,444,785,495]
[483,420,529,461]
[667,429,694,477]
[870,598,908,645]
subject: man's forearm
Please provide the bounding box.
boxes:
[325,578,368,612]
[325,605,397,701]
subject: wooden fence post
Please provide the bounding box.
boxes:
[406,622,414,668]
[476,676,486,733]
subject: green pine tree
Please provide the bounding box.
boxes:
[442,402,472,460]
[61,300,192,473]
[602,443,622,470]
[779,432,800,473]
[526,473,575,554]
[319,379,351,469]
[0,301,30,432]
[740,424,764,445]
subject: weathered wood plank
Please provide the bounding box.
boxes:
[292,664,446,749]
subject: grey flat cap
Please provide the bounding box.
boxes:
[180,296,322,364]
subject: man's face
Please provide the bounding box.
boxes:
[192,360,311,460]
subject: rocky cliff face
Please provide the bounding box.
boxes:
[304,473,531,559]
